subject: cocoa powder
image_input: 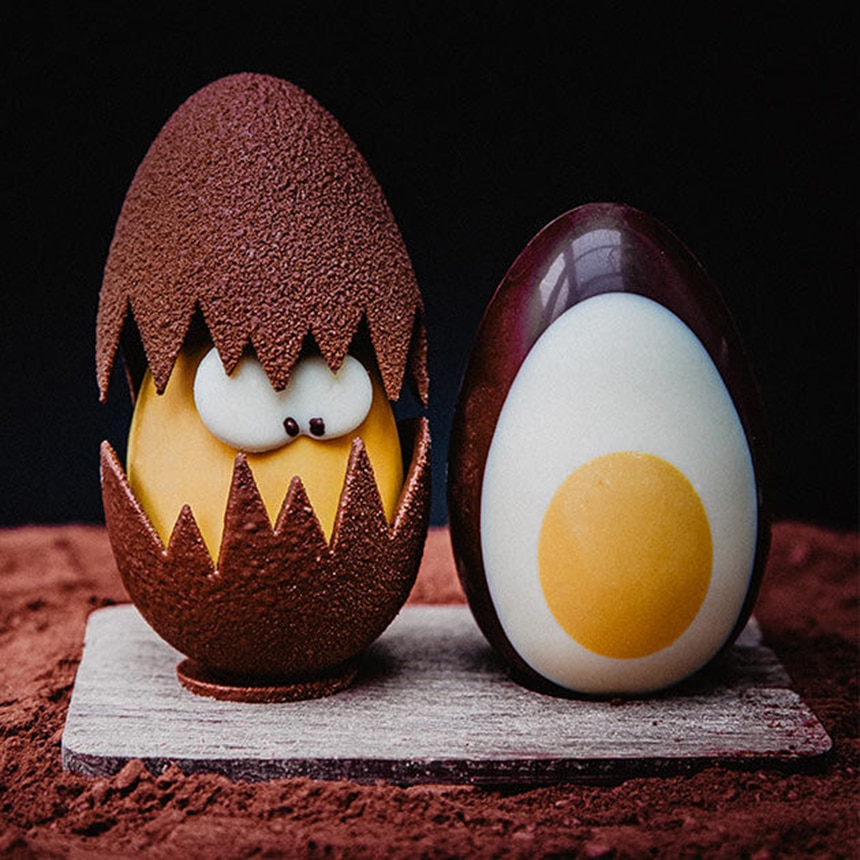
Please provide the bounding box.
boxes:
[0,522,856,857]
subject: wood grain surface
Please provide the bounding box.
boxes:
[62,603,831,785]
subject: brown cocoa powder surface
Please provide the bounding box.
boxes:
[0,523,857,858]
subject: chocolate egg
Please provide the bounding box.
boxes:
[448,203,769,696]
[97,74,430,702]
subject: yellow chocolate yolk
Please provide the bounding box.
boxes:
[538,451,712,660]
[126,346,403,557]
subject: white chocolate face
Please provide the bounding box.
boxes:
[481,293,758,695]
[193,352,373,453]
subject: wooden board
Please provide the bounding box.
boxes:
[61,605,831,785]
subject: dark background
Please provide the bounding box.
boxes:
[4,5,856,530]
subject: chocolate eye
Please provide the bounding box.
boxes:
[194,349,373,452]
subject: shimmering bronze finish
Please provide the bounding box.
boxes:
[447,203,770,693]
[101,418,430,698]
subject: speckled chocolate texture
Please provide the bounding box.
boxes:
[96,73,427,405]
[100,419,430,686]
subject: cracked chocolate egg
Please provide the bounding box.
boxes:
[448,203,769,697]
[97,73,430,701]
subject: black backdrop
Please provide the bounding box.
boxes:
[4,5,857,529]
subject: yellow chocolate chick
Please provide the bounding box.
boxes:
[126,345,403,558]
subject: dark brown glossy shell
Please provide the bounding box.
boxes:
[101,419,430,683]
[447,203,770,694]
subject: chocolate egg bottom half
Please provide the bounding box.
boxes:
[448,202,770,698]
[101,416,429,700]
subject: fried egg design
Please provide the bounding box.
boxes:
[448,203,769,696]
[482,292,756,694]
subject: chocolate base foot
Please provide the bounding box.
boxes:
[176,659,358,703]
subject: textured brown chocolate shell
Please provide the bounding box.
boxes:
[100,418,430,682]
[96,73,427,405]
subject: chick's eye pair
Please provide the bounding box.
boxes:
[283,416,326,438]
[193,350,373,453]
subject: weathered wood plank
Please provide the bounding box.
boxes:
[61,605,831,785]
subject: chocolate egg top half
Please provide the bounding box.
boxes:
[97,72,427,409]
[448,203,769,697]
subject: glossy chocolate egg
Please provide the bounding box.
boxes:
[448,203,769,696]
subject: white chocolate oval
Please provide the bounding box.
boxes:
[481,293,758,694]
[193,351,373,452]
